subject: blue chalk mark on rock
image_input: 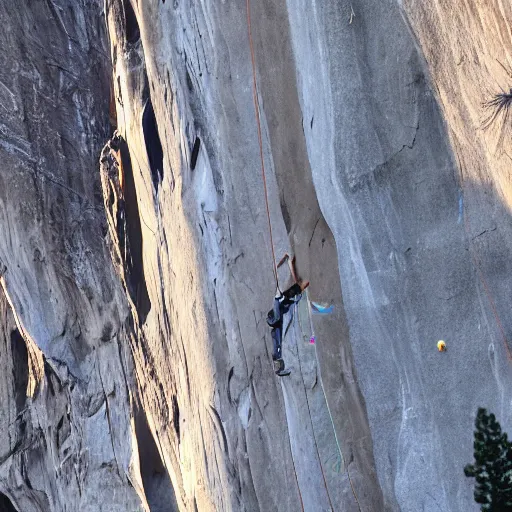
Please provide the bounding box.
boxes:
[458,191,463,224]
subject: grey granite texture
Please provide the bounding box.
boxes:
[0,1,511,511]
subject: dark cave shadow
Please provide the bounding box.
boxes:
[0,492,17,512]
[142,99,164,191]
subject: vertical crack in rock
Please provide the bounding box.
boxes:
[122,0,140,46]
[171,395,180,442]
[100,133,151,324]
[142,99,164,190]
[190,137,201,171]
[9,328,28,413]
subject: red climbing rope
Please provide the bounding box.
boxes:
[295,346,338,511]
[296,298,363,512]
[245,4,306,510]
[286,433,306,512]
[246,0,280,291]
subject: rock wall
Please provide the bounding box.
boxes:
[0,1,143,511]
[0,0,511,511]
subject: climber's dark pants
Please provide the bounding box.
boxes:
[271,325,283,361]
[267,283,302,361]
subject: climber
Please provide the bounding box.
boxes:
[266,254,309,377]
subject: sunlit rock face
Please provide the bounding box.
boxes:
[0,0,511,511]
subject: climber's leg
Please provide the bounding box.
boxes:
[274,358,291,377]
[271,326,291,376]
[267,296,282,328]
[271,327,282,361]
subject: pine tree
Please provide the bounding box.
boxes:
[464,408,512,511]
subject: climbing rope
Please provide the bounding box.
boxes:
[245,1,360,508]
[296,292,363,512]
[285,431,306,512]
[292,311,335,511]
[246,0,280,291]
[245,4,302,501]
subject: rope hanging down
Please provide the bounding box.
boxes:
[246,0,280,291]
[245,3,361,510]
[296,292,363,512]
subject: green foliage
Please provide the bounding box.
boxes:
[464,408,512,511]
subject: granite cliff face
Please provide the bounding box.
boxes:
[0,1,511,511]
